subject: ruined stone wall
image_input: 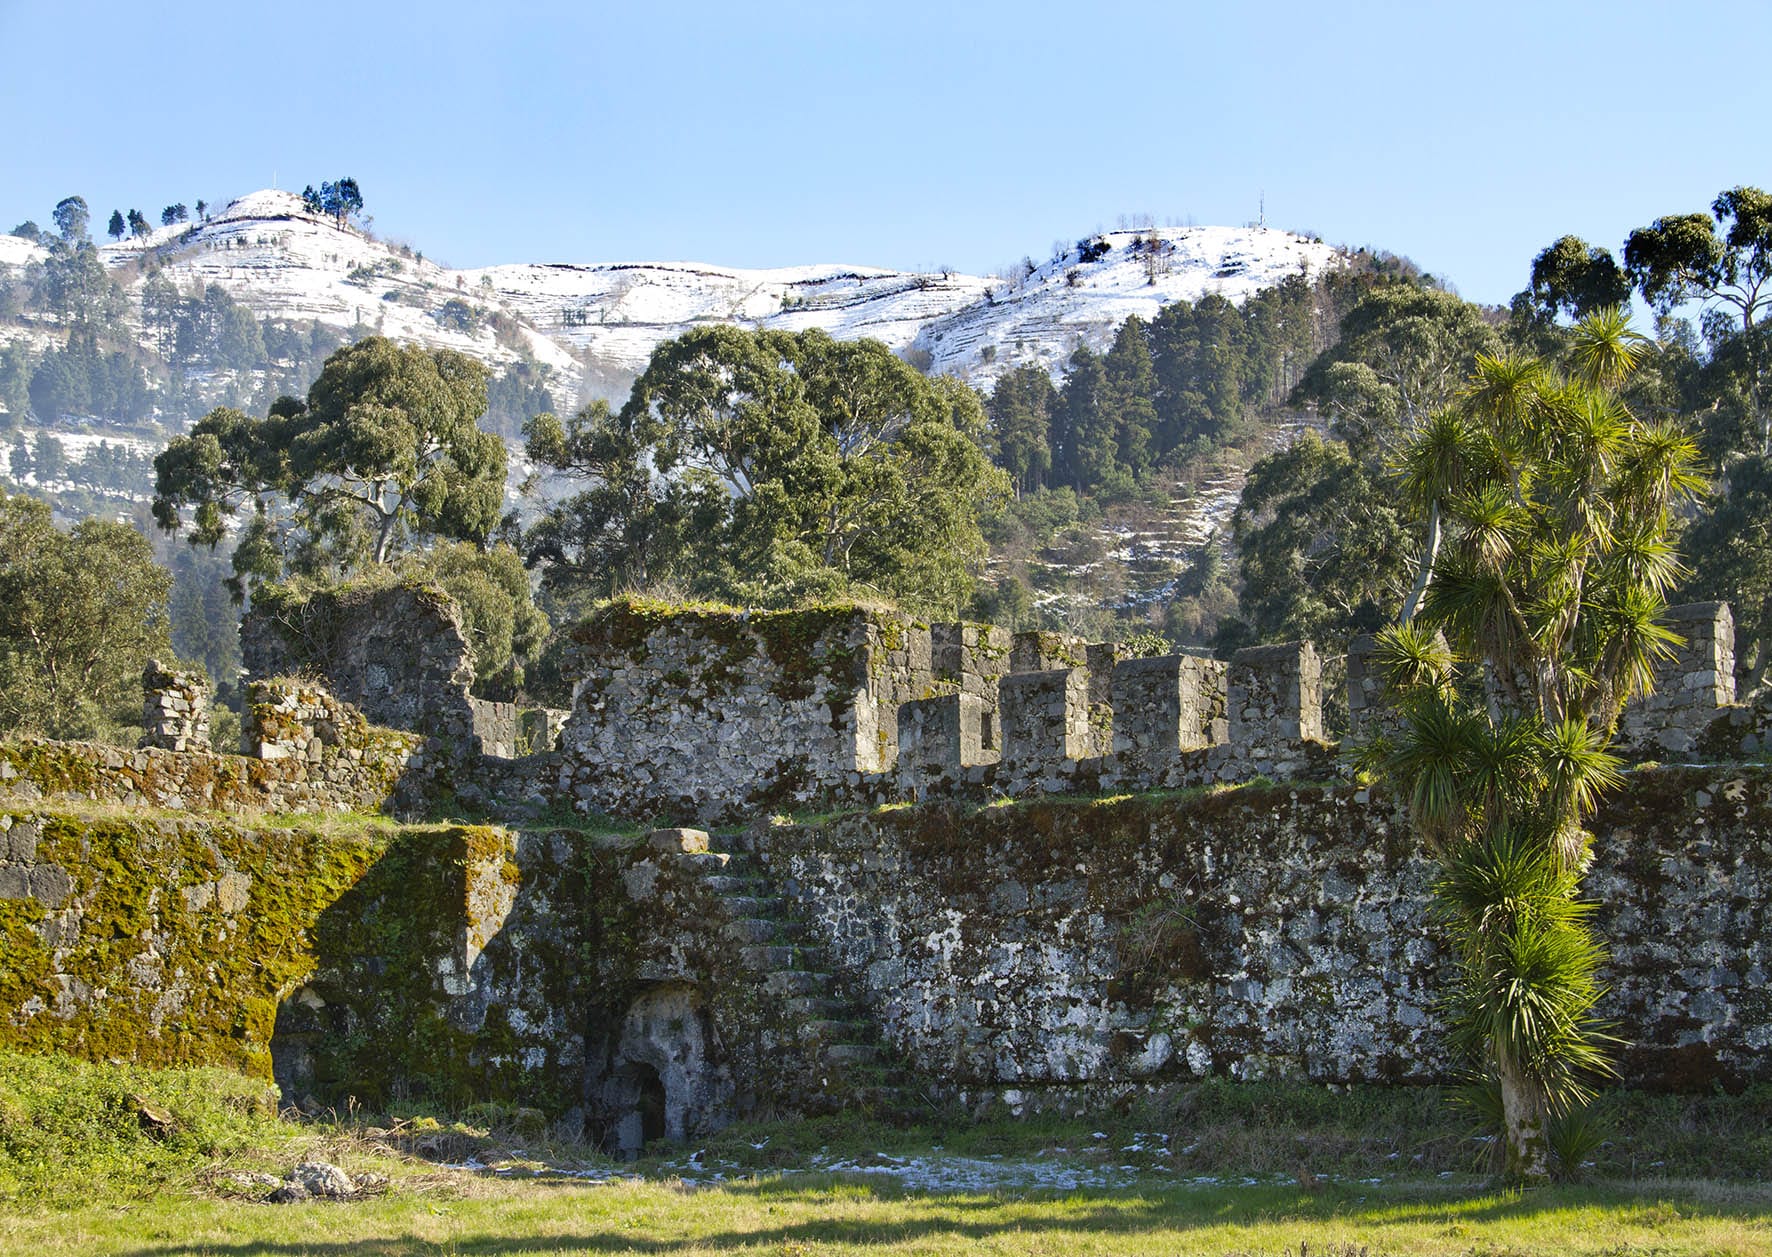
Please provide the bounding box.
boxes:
[0,807,914,1138]
[140,660,211,753]
[0,809,387,1077]
[556,602,931,823]
[270,824,589,1115]
[0,677,419,817]
[241,580,486,758]
[5,769,1769,1131]
[756,765,1772,1096]
[1617,602,1737,758]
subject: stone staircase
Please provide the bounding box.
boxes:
[688,837,928,1120]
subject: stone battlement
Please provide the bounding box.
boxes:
[12,597,1756,827]
[551,601,1761,823]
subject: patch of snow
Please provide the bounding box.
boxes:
[0,234,47,268]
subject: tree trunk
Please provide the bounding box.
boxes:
[1500,1060,1551,1184]
[374,513,397,565]
[1401,499,1441,625]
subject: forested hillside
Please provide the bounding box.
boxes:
[3,179,1769,746]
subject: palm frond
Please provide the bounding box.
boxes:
[1566,306,1649,391]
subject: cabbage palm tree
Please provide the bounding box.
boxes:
[1371,309,1704,1181]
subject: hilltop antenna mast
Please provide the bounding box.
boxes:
[1259,191,1265,228]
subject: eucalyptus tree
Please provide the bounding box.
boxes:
[0,489,171,739]
[1367,309,1705,1181]
[524,326,1007,617]
[153,336,507,595]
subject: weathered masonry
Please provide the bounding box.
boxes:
[1,594,1769,1149]
[551,600,1747,824]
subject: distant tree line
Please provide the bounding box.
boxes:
[984,272,1367,501]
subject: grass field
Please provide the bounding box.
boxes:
[2,1052,1768,1256]
[6,1174,1771,1256]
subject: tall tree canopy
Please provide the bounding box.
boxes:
[153,336,507,594]
[1519,187,1772,457]
[1517,235,1633,323]
[524,326,1007,617]
[0,489,171,739]
[1223,432,1412,649]
[1295,286,1502,461]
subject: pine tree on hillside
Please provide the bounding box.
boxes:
[1102,316,1158,474]
[106,211,124,241]
[986,366,1055,497]
[126,209,150,238]
[1056,348,1120,494]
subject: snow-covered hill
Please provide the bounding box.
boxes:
[912,227,1339,386]
[0,190,1344,412]
[95,191,584,389]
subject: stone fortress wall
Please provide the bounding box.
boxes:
[4,592,1772,1147]
[554,600,1755,823]
[25,593,1748,828]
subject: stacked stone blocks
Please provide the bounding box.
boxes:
[1617,601,1736,757]
[140,659,212,753]
[997,668,1094,794]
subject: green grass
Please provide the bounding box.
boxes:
[3,1052,1771,1255]
[5,1176,1772,1256]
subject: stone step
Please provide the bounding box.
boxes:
[721,917,778,944]
[783,995,852,1018]
[678,851,733,873]
[741,944,803,970]
[802,1018,876,1042]
[700,874,766,895]
[764,970,833,997]
[716,894,786,918]
[822,1042,880,1065]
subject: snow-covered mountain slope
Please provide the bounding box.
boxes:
[96,191,584,389]
[914,227,1339,387]
[464,259,992,387]
[6,190,1345,410]
[466,226,1341,393]
[0,234,47,269]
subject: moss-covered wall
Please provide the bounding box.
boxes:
[0,806,901,1132]
[0,808,386,1075]
[0,810,588,1116]
[241,579,485,761]
[271,825,589,1115]
[0,727,417,817]
[7,762,1767,1129]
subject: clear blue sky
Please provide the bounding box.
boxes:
[2,0,1766,306]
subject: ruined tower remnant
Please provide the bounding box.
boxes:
[140,659,212,753]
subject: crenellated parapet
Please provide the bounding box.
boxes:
[554,600,1772,823]
[997,667,1094,794]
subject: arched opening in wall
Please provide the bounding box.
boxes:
[268,983,351,1110]
[596,982,732,1156]
[605,1061,669,1159]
